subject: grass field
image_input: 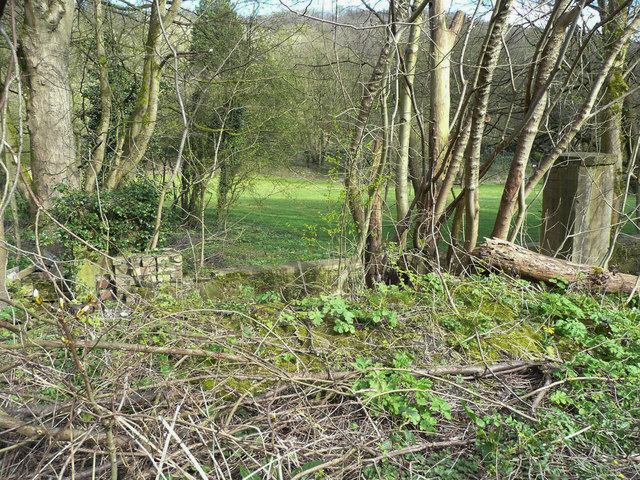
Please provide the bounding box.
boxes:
[197,175,550,268]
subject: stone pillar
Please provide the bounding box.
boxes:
[541,152,617,266]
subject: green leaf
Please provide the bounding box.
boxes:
[462,401,486,428]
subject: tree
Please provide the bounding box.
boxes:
[179,0,245,224]
[326,0,640,284]
[104,0,183,191]
[21,0,79,209]
[491,0,579,240]
[83,0,112,193]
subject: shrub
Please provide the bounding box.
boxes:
[53,183,166,255]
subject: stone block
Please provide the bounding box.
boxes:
[141,256,155,267]
[114,264,129,275]
[7,267,19,282]
[99,290,116,301]
[114,274,134,287]
[133,266,150,277]
[541,152,617,266]
[156,266,176,275]
[112,257,126,266]
[157,256,171,266]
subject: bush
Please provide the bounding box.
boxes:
[53,183,166,255]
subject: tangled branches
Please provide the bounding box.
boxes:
[1,281,639,479]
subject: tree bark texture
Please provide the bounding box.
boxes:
[365,142,384,287]
[346,38,392,233]
[429,6,464,182]
[472,238,640,295]
[600,0,629,228]
[395,11,422,222]
[409,5,464,252]
[84,0,112,193]
[601,0,629,170]
[21,0,79,209]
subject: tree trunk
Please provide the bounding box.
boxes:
[600,0,629,227]
[463,0,514,252]
[365,179,384,287]
[395,9,422,222]
[0,216,9,306]
[410,5,464,253]
[84,0,112,193]
[21,0,79,209]
[472,238,640,295]
[491,1,578,240]
[524,12,640,198]
[429,6,464,182]
[346,38,393,233]
[104,0,183,191]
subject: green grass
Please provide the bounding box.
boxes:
[203,177,346,266]
[199,176,631,268]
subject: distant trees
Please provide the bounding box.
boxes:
[177,0,302,228]
[179,0,247,225]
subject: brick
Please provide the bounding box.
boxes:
[112,257,126,266]
[133,266,149,276]
[114,264,128,275]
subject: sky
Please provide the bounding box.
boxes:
[181,0,600,28]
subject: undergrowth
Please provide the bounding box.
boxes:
[0,273,638,479]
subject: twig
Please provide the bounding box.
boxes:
[518,376,606,401]
[365,438,475,463]
[1,338,247,362]
[530,373,552,415]
[0,408,129,446]
[290,448,357,480]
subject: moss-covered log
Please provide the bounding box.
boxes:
[472,238,640,295]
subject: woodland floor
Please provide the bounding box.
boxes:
[1,271,638,479]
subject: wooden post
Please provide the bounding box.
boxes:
[541,152,617,266]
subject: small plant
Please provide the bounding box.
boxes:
[297,293,398,333]
[299,294,360,333]
[353,353,452,432]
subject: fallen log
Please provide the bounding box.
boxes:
[472,238,640,295]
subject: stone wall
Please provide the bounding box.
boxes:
[90,250,182,302]
[198,258,358,300]
[541,152,617,266]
